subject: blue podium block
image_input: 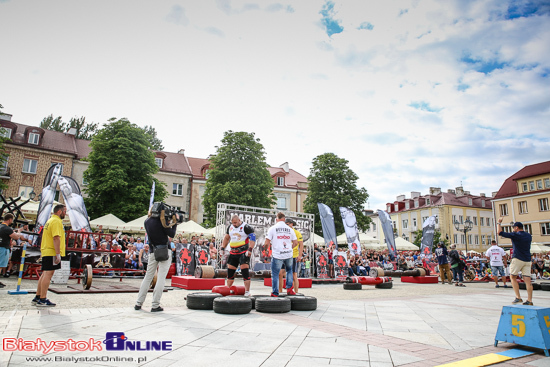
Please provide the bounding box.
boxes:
[495,305,550,357]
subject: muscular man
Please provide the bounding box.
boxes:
[486,240,508,288]
[498,219,533,305]
[222,215,256,297]
[278,218,303,294]
[0,214,25,286]
[33,205,66,306]
[264,212,298,297]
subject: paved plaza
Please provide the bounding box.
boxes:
[1,277,550,367]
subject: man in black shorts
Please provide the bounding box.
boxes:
[0,214,25,288]
[33,205,66,307]
[222,215,255,296]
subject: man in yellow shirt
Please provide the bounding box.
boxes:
[279,218,304,294]
[33,204,66,307]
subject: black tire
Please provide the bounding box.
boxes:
[186,292,223,310]
[343,283,362,290]
[278,293,304,297]
[286,296,317,311]
[213,297,252,314]
[519,282,526,290]
[532,283,541,290]
[541,284,550,291]
[228,295,256,309]
[255,297,291,313]
[375,281,393,289]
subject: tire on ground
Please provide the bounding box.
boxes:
[278,293,304,297]
[375,281,393,289]
[286,296,317,311]
[186,292,223,310]
[228,295,256,309]
[343,283,362,290]
[532,283,541,290]
[541,283,550,291]
[519,282,526,290]
[255,297,291,313]
[213,297,252,314]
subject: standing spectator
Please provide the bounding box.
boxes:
[485,240,508,288]
[33,205,66,306]
[138,244,149,271]
[435,242,453,284]
[498,219,533,305]
[209,242,218,267]
[327,242,335,278]
[0,214,25,285]
[449,244,465,287]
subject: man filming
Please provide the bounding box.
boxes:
[135,203,183,312]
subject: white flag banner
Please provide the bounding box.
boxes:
[339,207,361,256]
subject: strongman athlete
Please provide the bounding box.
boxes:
[222,215,256,296]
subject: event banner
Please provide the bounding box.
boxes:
[317,203,338,249]
[224,209,313,269]
[176,243,195,276]
[377,210,397,260]
[334,250,348,277]
[35,164,63,234]
[194,244,210,266]
[420,216,436,257]
[315,251,329,278]
[339,207,361,256]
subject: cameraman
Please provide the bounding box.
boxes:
[135,203,183,312]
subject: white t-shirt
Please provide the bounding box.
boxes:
[266,221,297,260]
[486,245,506,267]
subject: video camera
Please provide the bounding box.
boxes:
[150,202,185,228]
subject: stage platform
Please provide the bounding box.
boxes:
[171,276,225,290]
[401,275,439,284]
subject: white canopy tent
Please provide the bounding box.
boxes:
[89,214,126,231]
[176,220,208,235]
[394,237,420,251]
[122,215,149,233]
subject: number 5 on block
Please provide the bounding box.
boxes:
[512,314,526,337]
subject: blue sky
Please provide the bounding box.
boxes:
[0,0,549,211]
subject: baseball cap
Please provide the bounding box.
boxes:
[513,222,524,229]
[285,218,296,225]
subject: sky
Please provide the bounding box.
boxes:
[1,0,549,211]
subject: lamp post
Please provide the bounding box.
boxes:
[454,219,473,253]
[29,191,36,201]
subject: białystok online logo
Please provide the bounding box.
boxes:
[3,332,172,354]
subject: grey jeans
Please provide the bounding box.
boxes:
[135,252,171,309]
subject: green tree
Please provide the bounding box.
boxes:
[303,153,370,236]
[40,114,98,140]
[83,118,168,221]
[202,131,275,227]
[141,125,164,150]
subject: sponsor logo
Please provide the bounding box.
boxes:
[104,332,172,351]
[277,235,291,239]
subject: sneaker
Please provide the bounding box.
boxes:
[244,291,251,297]
[31,297,40,305]
[504,284,509,288]
[512,298,523,304]
[270,292,278,297]
[495,284,500,288]
[36,299,56,307]
[286,288,297,296]
[3,273,10,278]
[523,301,534,306]
[134,305,141,310]
[0,282,5,288]
[151,306,163,312]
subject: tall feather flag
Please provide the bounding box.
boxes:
[317,203,338,249]
[339,207,360,256]
[377,209,397,260]
[420,216,436,258]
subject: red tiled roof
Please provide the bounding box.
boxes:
[387,191,493,212]
[155,151,192,175]
[75,139,92,159]
[187,157,211,179]
[494,160,550,199]
[268,167,308,189]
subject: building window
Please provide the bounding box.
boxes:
[82,176,89,186]
[487,218,492,226]
[413,218,417,228]
[414,200,419,208]
[453,234,458,243]
[387,204,391,212]
[468,198,473,205]
[452,215,457,223]
[481,235,486,245]
[172,183,183,196]
[522,182,528,192]
[529,181,535,191]
[468,234,472,245]
[422,216,428,223]
[435,215,438,224]
[481,200,485,207]
[22,159,38,174]
[461,234,465,244]
[28,133,40,145]
[18,186,34,198]
[0,156,8,174]
[277,197,287,210]
[473,216,477,225]
[394,204,398,211]
[545,178,550,189]
[155,158,163,168]
[372,222,376,231]
[518,201,528,214]
[541,223,550,236]
[537,180,543,190]
[539,198,549,211]
[466,216,471,222]
[480,217,485,226]
[405,202,410,210]
[0,127,11,139]
[499,203,508,216]
[392,221,396,230]
[524,224,532,234]
[426,198,430,205]
[459,215,463,224]
[277,177,284,186]
[402,219,408,229]
[475,235,479,245]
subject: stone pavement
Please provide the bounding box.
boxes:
[1,278,550,367]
